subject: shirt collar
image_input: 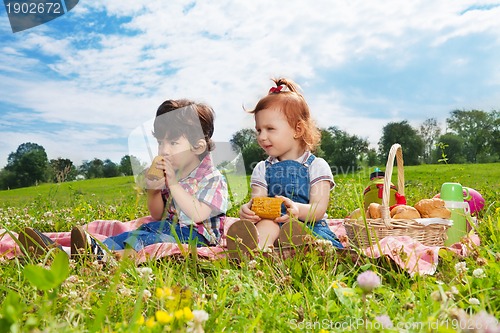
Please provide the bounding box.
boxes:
[266,151,311,164]
[181,154,214,182]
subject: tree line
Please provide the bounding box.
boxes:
[1,109,498,190]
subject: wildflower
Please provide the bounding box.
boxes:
[450,286,459,295]
[136,315,145,325]
[468,297,480,306]
[188,310,209,333]
[255,270,265,278]
[375,315,393,328]
[65,275,80,284]
[119,286,132,297]
[472,268,486,278]
[145,317,156,328]
[248,260,257,269]
[155,310,173,324]
[469,310,500,332]
[142,289,152,301]
[192,310,209,323]
[174,309,185,320]
[454,262,467,274]
[357,270,381,293]
[476,257,487,266]
[136,267,153,279]
[156,287,173,299]
[183,307,194,321]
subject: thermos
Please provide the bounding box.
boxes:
[440,182,471,245]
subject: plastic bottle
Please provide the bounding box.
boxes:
[440,182,471,245]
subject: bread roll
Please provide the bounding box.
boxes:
[146,156,165,180]
[390,205,421,219]
[414,198,451,219]
[251,197,283,219]
[367,203,382,219]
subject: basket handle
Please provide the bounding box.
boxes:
[381,144,405,226]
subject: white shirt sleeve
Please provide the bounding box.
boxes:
[309,157,335,190]
[250,160,268,189]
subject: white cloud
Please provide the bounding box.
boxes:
[1,0,500,168]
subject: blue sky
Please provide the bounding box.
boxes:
[1,0,500,168]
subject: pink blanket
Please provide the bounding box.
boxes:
[0,217,478,276]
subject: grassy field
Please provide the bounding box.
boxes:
[0,163,499,332]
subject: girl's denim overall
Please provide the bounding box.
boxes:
[265,154,343,248]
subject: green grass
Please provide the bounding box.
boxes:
[0,164,499,332]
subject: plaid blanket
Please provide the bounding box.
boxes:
[0,217,479,276]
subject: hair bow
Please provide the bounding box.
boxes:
[269,85,283,94]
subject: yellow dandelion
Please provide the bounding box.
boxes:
[156,310,173,324]
[156,287,173,299]
[183,307,194,321]
[331,281,339,289]
[174,309,184,320]
[135,315,145,325]
[145,317,156,328]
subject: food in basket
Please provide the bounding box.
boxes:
[414,198,451,219]
[390,205,421,219]
[146,156,165,180]
[366,203,382,219]
[251,197,284,219]
[348,208,363,219]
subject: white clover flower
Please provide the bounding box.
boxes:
[450,286,459,295]
[468,297,480,306]
[142,289,152,300]
[472,268,486,278]
[375,315,393,328]
[454,262,468,274]
[248,260,257,270]
[119,286,132,297]
[357,270,381,293]
[192,310,209,323]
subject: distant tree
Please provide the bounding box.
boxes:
[230,128,257,151]
[320,127,369,174]
[79,158,104,179]
[49,158,77,182]
[434,133,466,164]
[366,148,379,167]
[378,121,424,165]
[419,118,441,164]
[230,129,266,174]
[103,159,119,178]
[119,155,145,176]
[4,142,49,188]
[446,109,499,162]
[0,169,16,190]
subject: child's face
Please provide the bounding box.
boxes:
[157,135,201,174]
[255,107,303,160]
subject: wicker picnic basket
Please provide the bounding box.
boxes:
[344,144,450,248]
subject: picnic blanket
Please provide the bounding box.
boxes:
[0,217,479,276]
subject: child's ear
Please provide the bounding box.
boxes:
[295,122,305,139]
[192,139,207,155]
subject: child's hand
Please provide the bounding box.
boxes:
[145,177,166,190]
[155,158,177,187]
[274,196,299,223]
[239,200,260,223]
